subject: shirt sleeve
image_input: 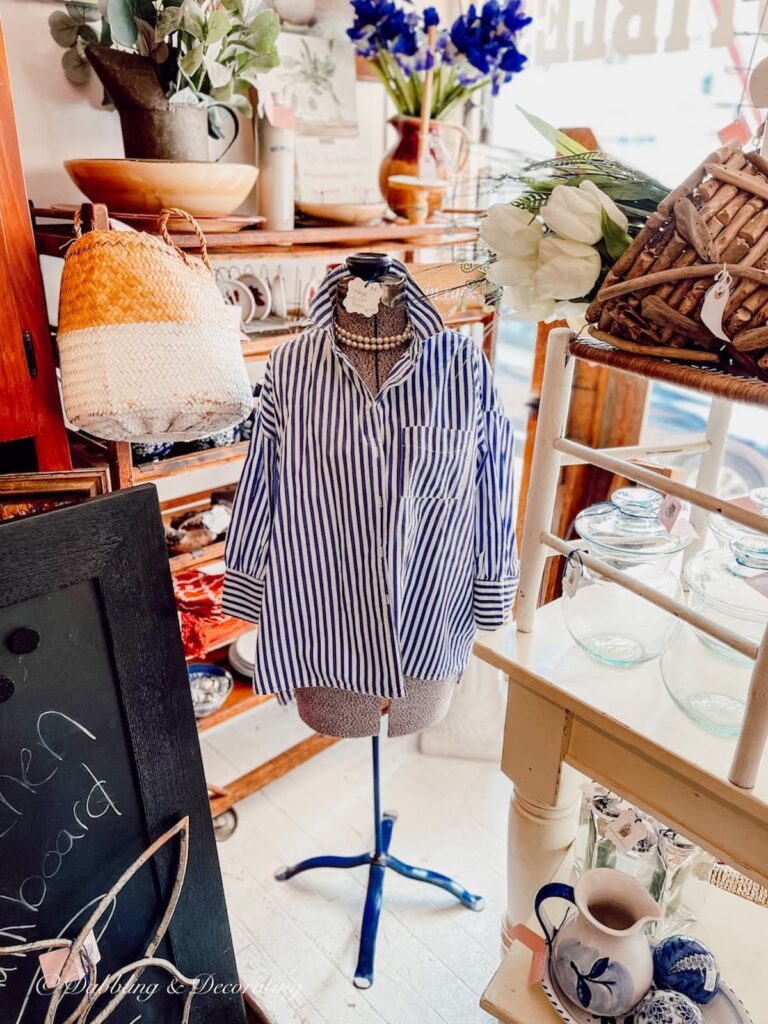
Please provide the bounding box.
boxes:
[473,348,519,631]
[222,364,278,624]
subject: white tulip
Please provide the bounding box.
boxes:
[487,256,537,287]
[541,185,603,244]
[579,179,628,233]
[502,285,557,322]
[480,204,543,259]
[541,181,628,245]
[534,235,602,300]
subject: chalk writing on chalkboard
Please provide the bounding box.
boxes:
[0,817,199,1024]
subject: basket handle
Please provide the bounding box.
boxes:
[73,203,110,238]
[158,208,213,275]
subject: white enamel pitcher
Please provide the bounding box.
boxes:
[535,868,661,1017]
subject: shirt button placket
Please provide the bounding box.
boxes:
[371,402,390,606]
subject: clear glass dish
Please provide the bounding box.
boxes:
[562,558,682,666]
[708,486,768,549]
[575,486,692,568]
[661,624,753,737]
[683,539,768,664]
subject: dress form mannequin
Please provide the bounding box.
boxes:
[295,254,457,739]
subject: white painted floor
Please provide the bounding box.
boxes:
[201,700,511,1024]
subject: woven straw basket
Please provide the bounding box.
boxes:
[57,208,253,443]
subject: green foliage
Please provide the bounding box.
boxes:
[492,128,669,239]
[48,0,280,120]
[49,3,100,84]
[517,108,589,157]
[106,0,137,46]
[600,209,632,261]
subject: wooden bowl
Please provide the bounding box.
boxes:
[296,201,387,226]
[64,159,258,217]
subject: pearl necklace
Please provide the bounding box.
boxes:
[335,323,412,350]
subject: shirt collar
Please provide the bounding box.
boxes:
[308,259,444,360]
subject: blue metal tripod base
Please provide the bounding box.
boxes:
[274,736,484,989]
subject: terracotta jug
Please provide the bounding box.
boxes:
[380,115,469,217]
[535,868,660,1017]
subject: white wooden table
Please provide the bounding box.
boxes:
[472,326,768,1023]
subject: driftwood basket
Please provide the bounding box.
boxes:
[586,139,768,384]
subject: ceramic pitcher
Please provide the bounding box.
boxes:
[535,868,661,1017]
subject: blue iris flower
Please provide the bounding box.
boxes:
[347,0,530,93]
[423,6,440,28]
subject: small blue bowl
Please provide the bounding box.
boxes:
[188,663,234,718]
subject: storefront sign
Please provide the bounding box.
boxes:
[530,0,739,65]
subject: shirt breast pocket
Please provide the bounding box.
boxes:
[400,426,474,500]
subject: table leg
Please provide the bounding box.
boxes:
[501,767,581,952]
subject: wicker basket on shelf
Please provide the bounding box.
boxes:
[586,139,768,383]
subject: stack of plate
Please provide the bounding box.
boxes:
[228,629,258,677]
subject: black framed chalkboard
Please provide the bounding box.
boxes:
[0,485,246,1024]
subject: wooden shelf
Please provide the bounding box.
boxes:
[481,849,764,1024]
[209,733,339,817]
[34,215,478,260]
[474,600,768,888]
[169,539,226,574]
[134,440,249,481]
[197,678,270,734]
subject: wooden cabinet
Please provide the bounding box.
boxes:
[0,23,69,470]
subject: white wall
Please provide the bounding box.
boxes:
[0,0,386,210]
[1,0,126,206]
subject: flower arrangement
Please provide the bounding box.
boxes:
[481,114,669,321]
[347,0,531,119]
[50,0,280,123]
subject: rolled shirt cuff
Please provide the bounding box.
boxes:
[473,576,518,631]
[222,568,265,624]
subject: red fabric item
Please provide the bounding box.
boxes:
[174,569,243,659]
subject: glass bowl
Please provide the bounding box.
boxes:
[708,486,768,550]
[683,544,768,664]
[575,486,692,569]
[661,624,753,737]
[562,559,682,666]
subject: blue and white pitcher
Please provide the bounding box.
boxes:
[535,868,661,1017]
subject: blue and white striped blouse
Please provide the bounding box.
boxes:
[223,262,518,703]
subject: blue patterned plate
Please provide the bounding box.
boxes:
[542,957,752,1024]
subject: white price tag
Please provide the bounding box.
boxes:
[658,494,698,539]
[562,553,582,599]
[606,808,647,853]
[704,966,718,992]
[343,278,383,318]
[658,494,683,532]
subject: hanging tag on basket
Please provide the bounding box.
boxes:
[701,265,733,343]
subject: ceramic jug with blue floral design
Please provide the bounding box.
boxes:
[535,867,661,1017]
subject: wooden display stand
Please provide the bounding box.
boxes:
[475,329,768,1022]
